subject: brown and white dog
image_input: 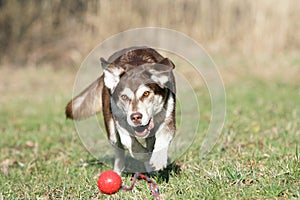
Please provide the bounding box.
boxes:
[66,47,176,174]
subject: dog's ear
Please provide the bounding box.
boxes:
[102,60,125,93]
[158,57,175,69]
[100,57,110,69]
[149,58,175,89]
[65,76,103,120]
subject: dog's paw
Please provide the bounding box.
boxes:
[149,151,168,171]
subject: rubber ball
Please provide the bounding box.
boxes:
[97,170,122,195]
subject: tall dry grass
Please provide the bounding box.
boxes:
[0,0,299,68]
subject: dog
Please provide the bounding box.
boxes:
[66,47,176,174]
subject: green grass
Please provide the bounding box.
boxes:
[0,69,299,199]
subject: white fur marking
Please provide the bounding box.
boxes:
[72,94,87,110]
[151,74,168,85]
[130,85,153,125]
[103,69,120,92]
[165,95,174,118]
[153,95,164,115]
[153,123,173,152]
[108,119,117,143]
[136,85,151,99]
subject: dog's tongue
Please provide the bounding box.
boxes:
[134,118,154,137]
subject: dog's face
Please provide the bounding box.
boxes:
[114,79,166,138]
[103,60,175,138]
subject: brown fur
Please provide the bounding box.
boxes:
[108,47,165,67]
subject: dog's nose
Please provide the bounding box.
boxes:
[130,112,143,125]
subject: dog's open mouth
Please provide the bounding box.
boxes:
[133,118,154,137]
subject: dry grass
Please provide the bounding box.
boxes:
[0,67,75,103]
[216,51,300,84]
[0,0,299,68]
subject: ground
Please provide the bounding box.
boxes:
[0,56,299,199]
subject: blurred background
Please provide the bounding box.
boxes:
[0,0,299,72]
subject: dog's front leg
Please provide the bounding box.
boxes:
[113,148,125,175]
[149,124,174,171]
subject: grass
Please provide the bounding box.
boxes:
[0,66,299,199]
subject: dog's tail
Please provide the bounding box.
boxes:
[65,76,104,120]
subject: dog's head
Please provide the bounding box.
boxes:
[103,58,175,138]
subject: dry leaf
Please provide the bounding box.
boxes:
[25,141,39,155]
[25,141,36,148]
[0,158,17,175]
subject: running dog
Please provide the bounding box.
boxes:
[66,47,176,174]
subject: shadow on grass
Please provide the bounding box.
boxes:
[81,156,181,183]
[155,162,182,183]
[123,156,182,183]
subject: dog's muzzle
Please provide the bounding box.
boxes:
[133,118,154,138]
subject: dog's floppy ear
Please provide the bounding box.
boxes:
[101,58,125,93]
[149,58,175,89]
[65,76,103,120]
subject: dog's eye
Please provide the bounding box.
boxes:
[121,94,129,101]
[143,91,150,97]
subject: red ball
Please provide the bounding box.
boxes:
[97,170,122,195]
